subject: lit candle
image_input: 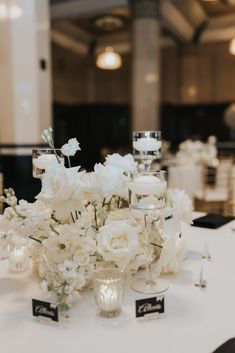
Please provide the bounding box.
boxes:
[33,154,58,170]
[93,269,124,317]
[9,246,29,272]
[133,138,162,152]
[98,283,120,312]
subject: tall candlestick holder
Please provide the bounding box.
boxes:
[129,171,169,294]
[133,131,162,172]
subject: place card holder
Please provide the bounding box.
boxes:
[202,242,211,261]
[32,299,59,325]
[194,264,207,289]
[135,296,165,320]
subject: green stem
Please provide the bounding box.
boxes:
[70,212,75,223]
[29,235,42,244]
[102,198,106,208]
[93,204,98,231]
[150,242,163,249]
[67,157,71,168]
[11,205,26,219]
[50,224,59,235]
[107,196,113,212]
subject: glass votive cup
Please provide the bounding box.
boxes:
[93,269,125,318]
[129,170,167,211]
[8,245,29,272]
[32,148,64,178]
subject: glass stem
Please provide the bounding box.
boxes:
[145,214,153,285]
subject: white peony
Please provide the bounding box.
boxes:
[166,188,193,224]
[105,153,137,173]
[61,138,80,157]
[97,221,139,269]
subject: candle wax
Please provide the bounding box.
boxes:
[130,175,167,195]
[33,154,58,169]
[133,138,162,152]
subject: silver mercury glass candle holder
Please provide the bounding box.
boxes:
[93,269,125,318]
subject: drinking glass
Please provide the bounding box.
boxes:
[32,148,64,178]
[133,131,162,172]
[129,171,169,294]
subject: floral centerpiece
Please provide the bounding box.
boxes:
[0,128,193,313]
[176,136,217,166]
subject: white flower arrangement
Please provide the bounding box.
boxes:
[176,138,217,166]
[0,128,192,313]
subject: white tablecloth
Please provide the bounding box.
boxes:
[1,215,235,353]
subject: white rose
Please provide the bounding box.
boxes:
[97,221,139,269]
[94,163,128,198]
[166,188,193,224]
[156,233,187,274]
[105,153,137,173]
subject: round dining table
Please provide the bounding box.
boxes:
[1,213,235,353]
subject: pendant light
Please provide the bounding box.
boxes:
[96,47,122,70]
[229,38,235,55]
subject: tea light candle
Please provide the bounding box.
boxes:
[133,137,162,152]
[98,283,120,312]
[93,270,124,317]
[9,246,29,272]
[130,175,167,195]
[33,154,58,170]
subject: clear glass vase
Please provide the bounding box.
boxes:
[129,171,169,294]
[32,148,64,178]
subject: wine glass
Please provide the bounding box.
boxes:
[133,131,162,172]
[32,148,64,178]
[129,170,169,294]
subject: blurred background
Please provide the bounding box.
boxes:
[1,0,235,210]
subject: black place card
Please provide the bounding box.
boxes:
[135,296,164,318]
[32,299,59,322]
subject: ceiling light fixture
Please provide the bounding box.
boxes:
[96,47,122,70]
[229,38,235,55]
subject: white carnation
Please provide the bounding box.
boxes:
[61,138,80,157]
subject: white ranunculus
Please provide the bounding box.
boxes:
[61,138,80,157]
[156,233,187,274]
[94,163,128,198]
[105,153,137,173]
[97,221,139,269]
[36,164,85,220]
[166,188,193,224]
